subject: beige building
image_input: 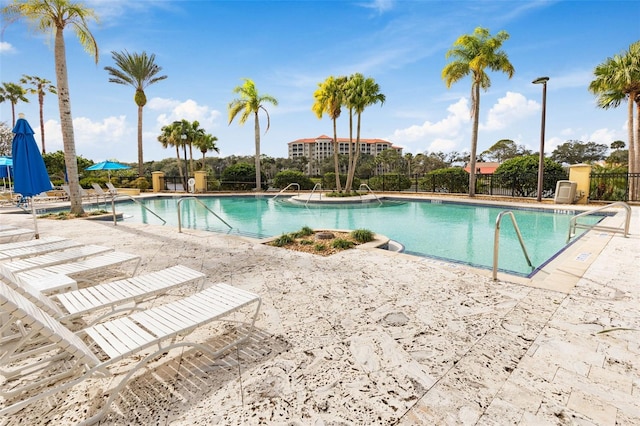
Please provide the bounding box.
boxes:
[288,135,402,175]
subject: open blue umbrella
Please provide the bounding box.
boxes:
[85,160,130,182]
[12,115,52,239]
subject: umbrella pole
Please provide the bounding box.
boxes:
[30,197,40,239]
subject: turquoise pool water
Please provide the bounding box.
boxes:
[115,196,603,276]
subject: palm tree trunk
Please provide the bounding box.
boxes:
[633,95,640,200]
[38,91,46,153]
[175,145,184,189]
[345,110,354,191]
[137,104,144,177]
[347,113,362,192]
[54,27,83,215]
[189,143,194,176]
[332,118,341,191]
[254,111,261,191]
[468,83,481,197]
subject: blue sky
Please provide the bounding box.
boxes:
[1,0,639,164]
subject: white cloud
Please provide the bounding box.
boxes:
[152,98,221,130]
[391,98,470,145]
[359,0,395,14]
[0,42,15,54]
[480,92,539,131]
[427,138,458,153]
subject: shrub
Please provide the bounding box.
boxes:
[293,226,314,237]
[314,243,327,251]
[273,170,314,190]
[127,177,150,190]
[273,233,294,247]
[221,163,266,190]
[351,228,374,243]
[331,238,354,249]
[322,173,361,191]
[419,167,469,193]
[493,155,565,197]
[367,173,411,191]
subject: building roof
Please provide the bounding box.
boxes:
[289,135,399,148]
[463,162,501,174]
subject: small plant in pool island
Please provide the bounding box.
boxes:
[314,243,327,252]
[292,226,314,238]
[331,238,354,249]
[350,228,374,243]
[273,233,295,247]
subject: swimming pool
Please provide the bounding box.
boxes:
[114,196,603,276]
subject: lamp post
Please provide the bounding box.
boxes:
[532,76,549,202]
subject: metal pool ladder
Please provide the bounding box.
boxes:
[567,201,631,243]
[177,197,232,233]
[493,211,533,280]
[305,183,323,205]
[359,184,382,205]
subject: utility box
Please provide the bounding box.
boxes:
[151,171,165,193]
[568,164,592,204]
[554,180,577,204]
[194,170,207,193]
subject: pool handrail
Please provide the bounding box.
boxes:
[177,196,232,233]
[358,184,382,205]
[493,210,533,281]
[305,183,322,206]
[567,201,631,243]
[111,195,166,226]
[271,183,300,200]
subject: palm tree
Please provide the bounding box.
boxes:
[442,27,515,197]
[19,75,57,153]
[158,122,185,187]
[313,75,347,191]
[104,50,167,177]
[194,133,219,170]
[343,73,386,191]
[589,41,640,199]
[0,82,29,127]
[2,0,99,215]
[228,78,278,190]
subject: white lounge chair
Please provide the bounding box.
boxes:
[9,251,142,294]
[61,185,94,202]
[0,245,113,274]
[0,279,261,422]
[91,183,112,205]
[0,228,34,243]
[1,265,205,328]
[105,181,118,196]
[0,237,81,262]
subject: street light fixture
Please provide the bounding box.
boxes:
[532,76,549,202]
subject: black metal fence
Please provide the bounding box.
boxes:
[150,171,639,202]
[589,173,640,202]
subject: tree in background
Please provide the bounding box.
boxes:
[20,75,57,153]
[3,0,99,216]
[607,140,628,166]
[343,73,386,191]
[313,75,347,191]
[228,79,278,191]
[494,155,565,197]
[480,139,531,162]
[589,41,640,199]
[193,133,219,171]
[550,140,608,164]
[158,121,187,188]
[442,27,515,197]
[0,82,29,127]
[105,50,167,177]
[0,122,12,155]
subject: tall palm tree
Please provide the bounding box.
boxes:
[0,82,29,127]
[2,0,99,215]
[313,75,347,191]
[188,120,207,175]
[19,75,57,153]
[442,27,515,197]
[104,50,167,177]
[343,73,386,191]
[589,41,640,199]
[194,133,219,170]
[228,78,278,190]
